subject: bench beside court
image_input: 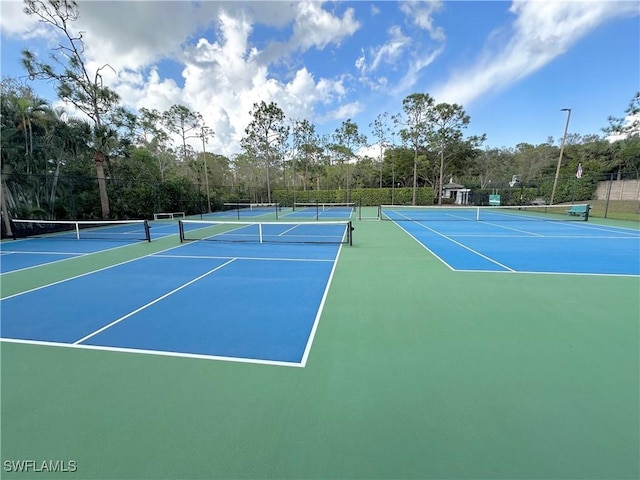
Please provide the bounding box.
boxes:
[566,204,590,220]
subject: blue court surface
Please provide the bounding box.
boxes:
[0,221,178,273]
[202,206,280,220]
[394,218,640,276]
[1,238,343,366]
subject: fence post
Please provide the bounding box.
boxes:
[604,173,614,219]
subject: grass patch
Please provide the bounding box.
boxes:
[587,200,640,222]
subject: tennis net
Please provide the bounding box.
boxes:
[380,204,591,222]
[153,212,185,220]
[293,202,356,212]
[179,220,353,245]
[222,202,280,212]
[10,219,152,241]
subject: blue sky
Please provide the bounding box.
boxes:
[1,1,638,157]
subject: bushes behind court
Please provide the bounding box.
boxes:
[274,187,435,206]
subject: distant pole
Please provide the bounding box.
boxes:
[604,173,613,219]
[550,108,571,205]
[200,126,212,213]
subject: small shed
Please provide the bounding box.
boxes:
[443,180,471,205]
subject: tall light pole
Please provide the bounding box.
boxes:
[550,108,571,205]
[199,125,214,213]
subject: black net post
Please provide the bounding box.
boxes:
[178,220,186,243]
[144,219,151,242]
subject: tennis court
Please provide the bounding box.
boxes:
[1,207,638,479]
[381,205,640,275]
[285,202,357,219]
[2,220,350,365]
[1,219,180,273]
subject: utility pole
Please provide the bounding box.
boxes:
[550,108,572,205]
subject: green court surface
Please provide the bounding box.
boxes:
[2,213,639,479]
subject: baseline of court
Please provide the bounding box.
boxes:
[395,220,640,275]
[1,240,341,365]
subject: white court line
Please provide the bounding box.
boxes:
[0,241,157,277]
[4,232,343,367]
[0,338,303,368]
[479,221,544,237]
[1,253,88,275]
[392,222,457,271]
[413,221,516,272]
[278,224,301,236]
[385,209,474,222]
[393,220,639,276]
[299,243,343,367]
[0,242,187,301]
[152,253,334,262]
[450,234,640,240]
[567,222,640,236]
[187,222,251,240]
[148,223,180,234]
[453,268,640,278]
[73,259,237,345]
[1,250,88,256]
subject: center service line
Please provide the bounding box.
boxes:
[73,258,237,345]
[414,221,516,272]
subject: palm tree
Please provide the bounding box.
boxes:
[91,125,121,218]
[14,95,50,174]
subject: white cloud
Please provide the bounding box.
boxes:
[292,2,360,50]
[322,101,363,123]
[400,0,445,42]
[113,69,183,113]
[390,45,444,96]
[356,24,417,93]
[357,142,385,159]
[356,1,445,95]
[368,25,411,72]
[607,113,640,142]
[0,0,45,38]
[431,0,639,107]
[4,1,366,157]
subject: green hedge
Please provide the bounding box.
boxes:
[274,187,435,206]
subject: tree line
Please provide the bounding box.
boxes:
[1,0,639,229]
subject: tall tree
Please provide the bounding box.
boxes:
[370,112,391,188]
[43,107,91,216]
[291,119,320,192]
[22,0,122,219]
[604,92,640,140]
[137,108,167,145]
[162,105,201,163]
[473,148,515,189]
[332,119,367,203]
[196,123,215,212]
[13,94,49,174]
[394,93,434,205]
[427,102,471,204]
[137,107,173,181]
[241,101,288,204]
[604,92,640,179]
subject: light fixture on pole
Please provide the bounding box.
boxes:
[550,108,571,205]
